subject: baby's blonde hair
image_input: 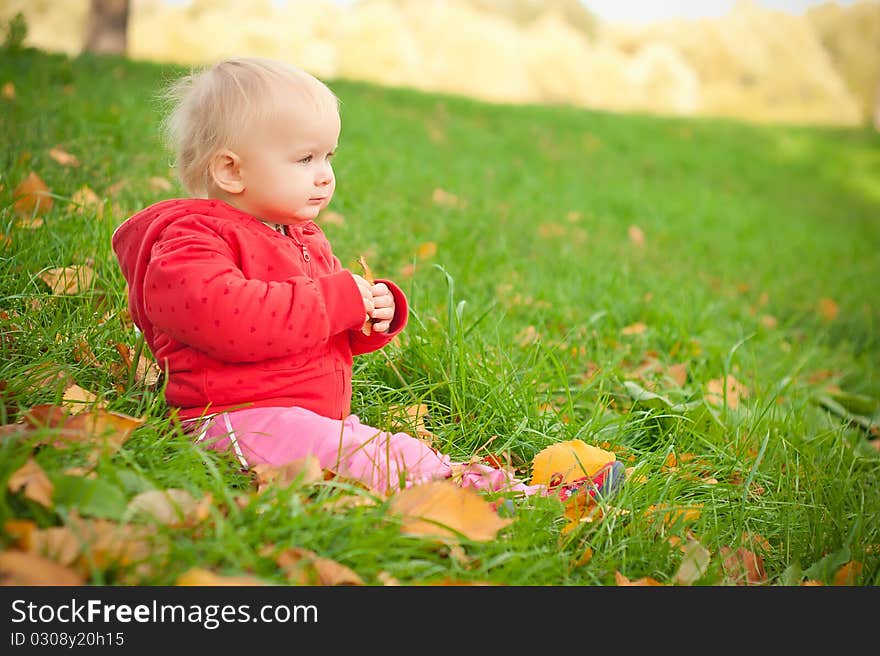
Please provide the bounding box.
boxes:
[161,56,340,196]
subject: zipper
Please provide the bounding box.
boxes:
[282,224,311,276]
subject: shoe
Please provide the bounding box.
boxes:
[555,460,626,502]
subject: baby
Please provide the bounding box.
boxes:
[112,56,622,499]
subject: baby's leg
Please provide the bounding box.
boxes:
[195,407,453,493]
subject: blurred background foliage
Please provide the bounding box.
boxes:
[1,0,878,127]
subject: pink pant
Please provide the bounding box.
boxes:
[190,406,539,496]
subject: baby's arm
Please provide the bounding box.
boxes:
[143,219,367,362]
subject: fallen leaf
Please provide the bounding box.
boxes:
[645,503,702,529]
[818,297,839,322]
[357,255,375,335]
[674,540,711,585]
[2,81,14,99]
[432,188,465,208]
[7,458,54,508]
[615,571,665,586]
[40,265,96,295]
[269,546,364,585]
[13,171,53,218]
[176,567,270,586]
[833,561,862,586]
[417,241,438,259]
[61,384,98,413]
[0,550,84,586]
[127,489,200,526]
[720,546,767,585]
[388,403,436,445]
[389,480,512,542]
[529,440,616,487]
[71,185,102,217]
[621,322,647,336]
[148,176,172,191]
[48,147,80,167]
[252,456,324,492]
[628,225,645,246]
[705,374,749,409]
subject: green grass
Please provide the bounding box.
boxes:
[1,46,879,586]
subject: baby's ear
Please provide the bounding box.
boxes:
[209,149,245,194]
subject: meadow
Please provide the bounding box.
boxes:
[1,43,879,586]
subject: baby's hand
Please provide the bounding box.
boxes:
[370,282,395,333]
[351,273,375,322]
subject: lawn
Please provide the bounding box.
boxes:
[1,44,879,587]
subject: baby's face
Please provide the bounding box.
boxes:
[234,90,340,225]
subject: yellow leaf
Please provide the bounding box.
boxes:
[529,439,615,487]
[645,503,702,529]
[356,255,375,335]
[252,456,324,492]
[2,81,14,100]
[7,459,54,508]
[389,480,512,543]
[48,147,80,167]
[13,171,53,218]
[61,384,97,413]
[628,225,645,246]
[0,550,84,586]
[71,185,102,216]
[176,567,270,586]
[40,265,96,295]
[833,561,862,586]
[388,403,436,446]
[318,210,345,225]
[621,322,647,336]
[705,374,749,409]
[417,241,438,259]
[674,540,711,585]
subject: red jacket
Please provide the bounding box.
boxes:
[111,198,408,421]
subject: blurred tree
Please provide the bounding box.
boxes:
[84,0,129,55]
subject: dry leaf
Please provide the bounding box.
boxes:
[13,171,53,218]
[432,188,464,208]
[833,561,862,586]
[665,363,688,387]
[389,480,512,543]
[176,568,270,586]
[416,241,438,259]
[705,374,750,409]
[615,571,665,586]
[645,503,703,529]
[71,185,102,217]
[357,255,375,335]
[40,265,96,295]
[48,147,80,167]
[621,322,647,336]
[0,550,84,586]
[2,81,14,100]
[529,440,616,487]
[127,489,200,526]
[818,297,839,322]
[61,384,98,413]
[720,546,767,585]
[388,403,436,445]
[674,540,711,585]
[628,225,645,246]
[7,458,54,508]
[252,456,324,492]
[271,547,364,585]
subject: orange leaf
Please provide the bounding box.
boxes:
[48,147,80,167]
[271,546,364,585]
[833,561,862,586]
[628,225,645,246]
[818,297,839,322]
[615,571,665,586]
[389,480,512,542]
[720,546,767,585]
[0,550,84,586]
[252,456,324,492]
[417,241,438,259]
[7,458,54,508]
[61,383,98,413]
[176,567,270,586]
[2,81,14,99]
[13,171,53,218]
[529,439,615,487]
[40,265,96,295]
[621,322,647,336]
[127,489,201,526]
[705,374,749,409]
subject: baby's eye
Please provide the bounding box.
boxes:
[297,155,313,164]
